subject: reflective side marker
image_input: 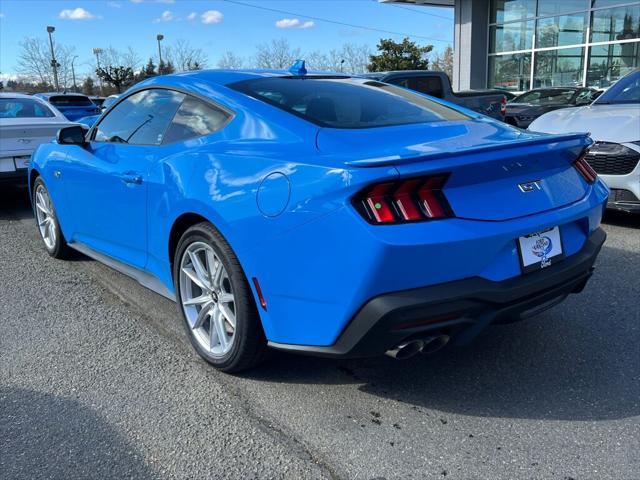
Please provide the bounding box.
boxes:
[252,277,267,310]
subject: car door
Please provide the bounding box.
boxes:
[62,88,185,268]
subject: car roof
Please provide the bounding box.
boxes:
[0,92,38,99]
[35,92,91,98]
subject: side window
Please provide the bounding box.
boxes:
[162,95,231,144]
[407,77,445,99]
[94,89,185,145]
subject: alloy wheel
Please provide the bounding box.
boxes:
[34,184,57,251]
[179,242,237,357]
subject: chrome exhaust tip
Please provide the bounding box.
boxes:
[385,339,424,360]
[420,335,450,355]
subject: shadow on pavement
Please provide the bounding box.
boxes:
[0,185,33,221]
[0,387,156,480]
[603,210,640,229]
[247,244,640,423]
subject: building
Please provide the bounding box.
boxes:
[384,0,640,92]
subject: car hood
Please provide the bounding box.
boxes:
[528,104,640,143]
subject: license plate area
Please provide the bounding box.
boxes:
[14,156,30,170]
[517,226,564,274]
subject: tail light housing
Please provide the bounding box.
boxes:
[573,151,597,184]
[353,174,454,225]
[500,96,507,117]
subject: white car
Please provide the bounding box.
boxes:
[0,93,75,184]
[529,70,640,214]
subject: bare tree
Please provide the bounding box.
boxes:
[340,43,372,74]
[431,45,454,79]
[16,37,77,89]
[254,38,301,69]
[166,39,208,72]
[98,46,141,71]
[217,51,244,69]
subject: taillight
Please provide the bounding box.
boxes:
[573,152,597,184]
[353,174,453,225]
[500,96,507,117]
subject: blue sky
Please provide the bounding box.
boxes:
[0,0,453,79]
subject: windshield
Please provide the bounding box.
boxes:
[512,89,578,105]
[0,98,55,118]
[230,76,470,129]
[49,95,94,107]
[595,71,640,105]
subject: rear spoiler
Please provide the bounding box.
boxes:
[344,132,592,167]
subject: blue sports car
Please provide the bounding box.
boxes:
[29,65,608,372]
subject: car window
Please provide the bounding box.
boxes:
[230,77,469,129]
[49,95,94,107]
[163,95,230,144]
[0,98,55,118]
[389,76,445,99]
[596,71,640,105]
[94,89,185,145]
[513,89,577,105]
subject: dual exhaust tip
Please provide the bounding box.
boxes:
[385,335,450,360]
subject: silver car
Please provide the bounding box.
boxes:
[0,93,75,184]
[528,70,640,214]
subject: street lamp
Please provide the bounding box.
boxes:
[46,26,60,91]
[156,34,164,72]
[71,55,78,93]
[93,47,103,94]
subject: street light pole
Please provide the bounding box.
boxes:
[93,48,103,95]
[46,26,60,91]
[157,34,164,72]
[71,55,78,93]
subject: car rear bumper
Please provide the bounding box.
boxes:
[268,227,606,358]
[0,169,28,184]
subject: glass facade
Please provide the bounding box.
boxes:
[488,0,640,91]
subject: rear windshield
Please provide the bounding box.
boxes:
[595,71,640,105]
[49,95,94,107]
[230,77,470,128]
[512,89,578,105]
[0,98,55,118]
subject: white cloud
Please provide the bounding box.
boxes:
[186,12,197,21]
[201,10,223,24]
[0,13,5,18]
[275,18,314,29]
[59,7,98,20]
[107,1,122,7]
[153,10,174,22]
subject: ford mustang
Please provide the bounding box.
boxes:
[29,65,609,372]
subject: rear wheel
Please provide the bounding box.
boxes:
[174,222,267,373]
[33,178,69,259]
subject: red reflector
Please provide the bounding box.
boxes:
[365,183,396,223]
[252,277,267,310]
[574,154,597,184]
[392,179,422,221]
[500,96,507,116]
[353,174,453,224]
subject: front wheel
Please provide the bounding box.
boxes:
[33,177,69,259]
[174,222,267,373]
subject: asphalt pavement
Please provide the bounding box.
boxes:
[1,185,638,480]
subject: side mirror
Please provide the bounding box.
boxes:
[57,125,86,146]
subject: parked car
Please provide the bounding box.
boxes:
[506,87,601,128]
[34,92,101,122]
[77,95,121,128]
[529,69,640,213]
[361,70,506,120]
[29,67,608,372]
[0,93,74,184]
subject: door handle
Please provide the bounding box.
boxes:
[120,172,143,185]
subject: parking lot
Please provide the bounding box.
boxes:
[1,185,638,479]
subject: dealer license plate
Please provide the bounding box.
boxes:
[14,156,30,170]
[517,226,564,273]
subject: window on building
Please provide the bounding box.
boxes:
[534,47,585,87]
[536,13,588,48]
[489,53,532,91]
[491,0,537,24]
[587,42,640,87]
[591,4,640,43]
[490,20,535,52]
[537,0,589,16]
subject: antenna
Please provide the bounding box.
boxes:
[289,60,307,76]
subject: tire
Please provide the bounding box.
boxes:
[173,222,267,373]
[32,177,70,259]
